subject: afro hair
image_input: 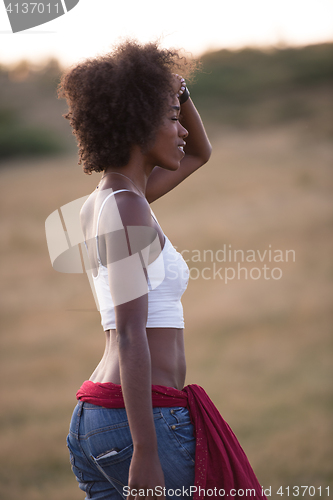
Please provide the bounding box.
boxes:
[58,39,196,174]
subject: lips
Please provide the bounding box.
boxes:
[178,146,185,158]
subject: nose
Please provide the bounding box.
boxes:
[178,122,188,139]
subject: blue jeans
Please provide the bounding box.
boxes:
[67,401,196,499]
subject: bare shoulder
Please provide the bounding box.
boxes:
[97,190,159,261]
[111,190,153,228]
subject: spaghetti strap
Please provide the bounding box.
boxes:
[95,189,131,265]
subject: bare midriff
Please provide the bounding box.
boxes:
[89,327,186,390]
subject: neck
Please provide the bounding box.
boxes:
[103,146,155,196]
[102,171,145,197]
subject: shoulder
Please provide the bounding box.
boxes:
[97,190,157,250]
[107,190,153,228]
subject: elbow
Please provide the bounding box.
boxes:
[199,143,213,166]
[205,143,213,163]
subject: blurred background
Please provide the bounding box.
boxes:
[0,1,333,498]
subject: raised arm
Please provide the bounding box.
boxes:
[146,94,212,204]
[102,192,165,497]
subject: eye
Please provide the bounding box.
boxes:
[171,112,183,121]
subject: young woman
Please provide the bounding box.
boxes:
[58,40,266,500]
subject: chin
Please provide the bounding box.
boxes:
[168,163,181,171]
[159,160,180,171]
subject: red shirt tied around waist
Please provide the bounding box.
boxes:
[77,382,267,500]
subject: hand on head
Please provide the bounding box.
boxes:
[172,73,186,98]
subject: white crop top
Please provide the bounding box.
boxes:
[84,189,189,330]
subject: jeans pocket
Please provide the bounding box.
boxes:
[90,443,133,497]
[168,409,196,462]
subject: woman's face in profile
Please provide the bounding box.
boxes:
[145,94,188,171]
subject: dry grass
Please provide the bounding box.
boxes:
[0,122,332,498]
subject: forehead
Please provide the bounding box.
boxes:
[170,94,180,107]
[167,94,180,113]
[163,94,180,118]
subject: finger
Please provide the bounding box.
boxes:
[172,73,186,96]
[176,78,186,97]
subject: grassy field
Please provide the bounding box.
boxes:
[0,116,332,499]
[0,42,332,499]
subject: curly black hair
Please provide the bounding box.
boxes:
[58,39,196,174]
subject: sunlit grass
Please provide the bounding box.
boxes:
[0,120,332,498]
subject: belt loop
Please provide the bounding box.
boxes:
[75,400,84,435]
[77,400,84,416]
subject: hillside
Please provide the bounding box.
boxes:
[0,42,332,160]
[0,43,332,499]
